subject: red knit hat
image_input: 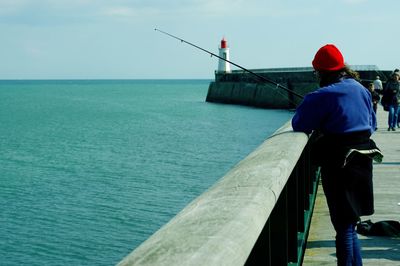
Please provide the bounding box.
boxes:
[312,44,345,71]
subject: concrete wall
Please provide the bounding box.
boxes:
[206,67,392,109]
[117,121,309,266]
[206,81,307,109]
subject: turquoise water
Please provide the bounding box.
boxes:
[0,80,293,265]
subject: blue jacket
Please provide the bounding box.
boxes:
[292,78,378,223]
[292,78,376,134]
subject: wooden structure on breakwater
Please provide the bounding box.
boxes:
[118,122,320,265]
[206,65,392,109]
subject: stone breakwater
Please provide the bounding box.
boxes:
[206,66,391,109]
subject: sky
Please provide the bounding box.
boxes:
[1,0,399,79]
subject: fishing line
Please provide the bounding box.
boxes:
[155,28,305,100]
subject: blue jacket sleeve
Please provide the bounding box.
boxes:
[291,94,324,134]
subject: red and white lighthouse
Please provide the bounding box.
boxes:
[217,38,231,73]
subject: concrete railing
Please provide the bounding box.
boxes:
[118,121,320,266]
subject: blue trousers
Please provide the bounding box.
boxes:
[397,107,400,126]
[333,221,363,266]
[388,105,398,128]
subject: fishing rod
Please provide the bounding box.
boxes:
[155,28,304,99]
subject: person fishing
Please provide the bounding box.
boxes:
[292,44,381,266]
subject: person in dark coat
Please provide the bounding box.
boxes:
[367,83,380,115]
[292,44,382,266]
[381,72,400,131]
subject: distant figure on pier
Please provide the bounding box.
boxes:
[292,44,381,266]
[391,70,400,128]
[367,82,380,115]
[373,76,383,93]
[381,72,400,131]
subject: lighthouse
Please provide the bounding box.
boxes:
[217,38,231,73]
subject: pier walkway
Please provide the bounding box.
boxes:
[303,106,400,265]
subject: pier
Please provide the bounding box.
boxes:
[303,106,400,265]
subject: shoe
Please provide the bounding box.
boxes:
[388,127,391,131]
[392,127,396,131]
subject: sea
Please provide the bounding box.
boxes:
[0,79,293,266]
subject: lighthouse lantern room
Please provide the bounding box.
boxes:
[217,38,231,73]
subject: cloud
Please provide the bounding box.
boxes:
[0,0,107,26]
[341,0,368,4]
[102,7,136,17]
[24,45,44,58]
[0,0,320,27]
[175,0,319,18]
[100,6,161,19]
[0,0,30,15]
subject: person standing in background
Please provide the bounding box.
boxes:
[390,69,400,128]
[292,44,380,266]
[367,83,380,115]
[381,72,400,131]
[373,76,383,94]
[397,83,400,128]
[367,83,380,130]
